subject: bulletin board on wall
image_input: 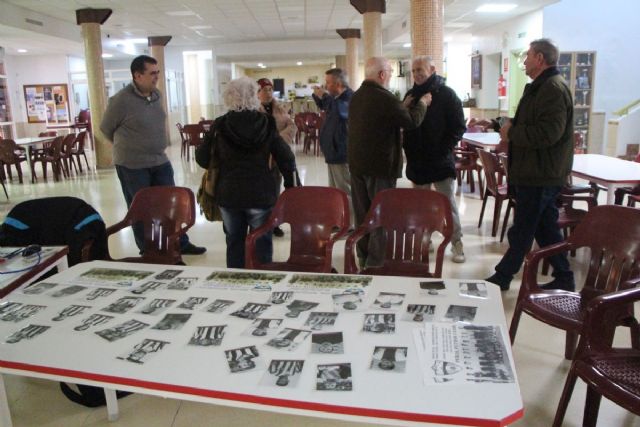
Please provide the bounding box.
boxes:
[23,84,70,124]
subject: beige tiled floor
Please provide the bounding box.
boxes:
[1,141,638,427]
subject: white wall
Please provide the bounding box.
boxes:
[444,35,472,102]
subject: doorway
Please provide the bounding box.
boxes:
[508,49,528,117]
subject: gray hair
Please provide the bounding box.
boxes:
[223,76,261,112]
[412,55,434,68]
[529,38,559,66]
[364,57,389,79]
[325,68,349,87]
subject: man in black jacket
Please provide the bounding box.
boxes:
[403,56,467,263]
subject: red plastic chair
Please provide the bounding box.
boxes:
[245,187,350,272]
[34,135,65,182]
[477,149,514,240]
[0,139,27,184]
[552,285,640,427]
[510,205,640,360]
[59,133,78,176]
[344,188,453,278]
[70,131,90,172]
[182,124,203,161]
[198,119,214,132]
[105,186,196,265]
[455,145,483,195]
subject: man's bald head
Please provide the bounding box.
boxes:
[364,57,393,88]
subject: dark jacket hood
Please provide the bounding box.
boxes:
[217,110,276,149]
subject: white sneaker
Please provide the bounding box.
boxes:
[451,241,465,263]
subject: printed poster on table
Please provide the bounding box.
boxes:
[287,274,371,294]
[200,271,286,291]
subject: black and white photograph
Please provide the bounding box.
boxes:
[102,296,145,314]
[51,304,91,321]
[332,289,365,312]
[269,291,293,305]
[131,281,164,295]
[5,324,50,344]
[370,346,408,372]
[151,313,192,330]
[1,304,46,323]
[458,325,515,384]
[225,345,262,373]
[85,287,116,301]
[304,312,338,331]
[75,268,153,287]
[311,332,344,354]
[289,274,371,293]
[205,299,235,313]
[266,328,311,351]
[188,325,227,346]
[230,302,271,320]
[95,319,149,342]
[419,281,446,295]
[444,305,478,323]
[0,301,22,315]
[242,318,282,337]
[403,304,436,322]
[138,298,176,315]
[178,297,208,310]
[117,338,170,364]
[167,277,198,291]
[154,269,183,280]
[459,282,489,299]
[50,285,86,298]
[203,271,285,291]
[362,313,395,334]
[372,292,405,310]
[260,359,304,387]
[21,282,57,295]
[284,299,318,318]
[74,313,114,331]
[316,363,352,391]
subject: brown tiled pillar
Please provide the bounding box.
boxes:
[351,0,385,60]
[148,36,172,144]
[411,0,444,72]
[337,29,361,89]
[76,8,112,168]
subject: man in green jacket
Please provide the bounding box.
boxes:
[348,56,430,268]
[486,39,575,291]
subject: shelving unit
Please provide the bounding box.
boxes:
[558,51,596,153]
[0,50,15,139]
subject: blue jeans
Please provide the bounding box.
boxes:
[219,207,273,268]
[494,185,573,283]
[115,162,189,252]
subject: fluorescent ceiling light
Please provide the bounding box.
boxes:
[17,49,27,53]
[189,25,212,30]
[166,10,196,16]
[257,63,264,67]
[476,3,517,13]
[296,61,302,66]
[403,42,411,48]
[102,53,113,58]
[445,22,472,28]
[126,38,148,44]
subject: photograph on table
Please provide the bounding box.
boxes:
[419,281,446,296]
[269,291,293,305]
[51,304,91,321]
[137,298,176,315]
[458,282,488,299]
[178,296,208,310]
[225,345,262,373]
[102,296,146,314]
[362,313,395,334]
[154,269,183,280]
[242,318,282,338]
[50,285,86,298]
[74,267,154,287]
[95,319,149,342]
[311,331,343,354]
[151,313,192,330]
[316,363,352,391]
[371,292,405,310]
[202,271,286,291]
[370,346,408,373]
[74,313,114,331]
[188,324,227,346]
[332,288,365,312]
[304,312,338,331]
[289,274,372,294]
[266,328,311,351]
[21,282,57,295]
[131,281,164,295]
[444,305,478,323]
[403,304,436,322]
[167,277,198,291]
[85,287,116,301]
[205,299,235,313]
[117,338,170,364]
[284,299,318,318]
[261,359,304,387]
[230,302,271,320]
[1,304,46,323]
[5,324,50,344]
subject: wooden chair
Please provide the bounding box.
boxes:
[70,131,90,172]
[0,139,27,184]
[477,149,514,240]
[105,186,196,265]
[552,285,640,427]
[510,205,640,360]
[245,187,350,272]
[344,188,453,278]
[182,124,203,161]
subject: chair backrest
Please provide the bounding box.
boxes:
[0,139,19,163]
[61,133,76,155]
[47,136,65,158]
[182,124,203,146]
[477,149,501,194]
[346,188,453,277]
[76,109,90,124]
[198,120,214,131]
[74,131,87,153]
[39,131,57,137]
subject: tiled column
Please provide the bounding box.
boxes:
[148,36,172,144]
[76,8,112,168]
[411,0,444,72]
[350,0,385,60]
[336,29,361,90]
[335,55,347,71]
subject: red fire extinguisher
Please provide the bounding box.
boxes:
[498,74,507,97]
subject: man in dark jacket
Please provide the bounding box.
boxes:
[403,56,467,263]
[312,68,355,228]
[348,56,430,268]
[486,38,575,291]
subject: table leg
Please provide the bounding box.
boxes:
[0,374,13,427]
[104,388,119,421]
[26,148,35,183]
[606,184,615,205]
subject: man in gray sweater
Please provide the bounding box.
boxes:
[100,55,205,256]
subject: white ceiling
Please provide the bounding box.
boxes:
[0,0,559,68]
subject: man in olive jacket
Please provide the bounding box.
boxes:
[486,39,575,291]
[348,56,431,268]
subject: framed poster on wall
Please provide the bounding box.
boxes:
[23,84,70,124]
[471,55,482,89]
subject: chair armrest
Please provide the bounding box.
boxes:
[244,213,280,269]
[521,241,573,292]
[105,219,131,237]
[344,227,368,274]
[558,193,597,209]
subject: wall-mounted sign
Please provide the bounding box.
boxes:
[23,84,70,124]
[471,55,482,89]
